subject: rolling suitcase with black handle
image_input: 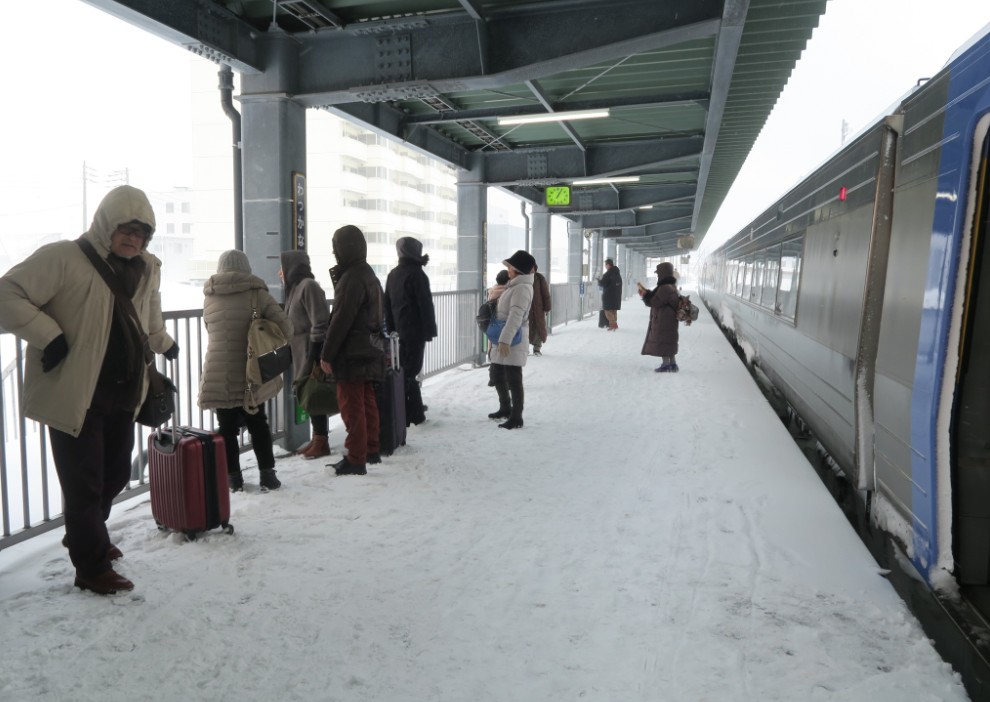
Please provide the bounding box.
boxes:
[377,332,407,456]
[147,370,233,540]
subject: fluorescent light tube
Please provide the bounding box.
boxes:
[571,176,641,186]
[497,108,610,126]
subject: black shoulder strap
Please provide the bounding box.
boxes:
[75,239,162,393]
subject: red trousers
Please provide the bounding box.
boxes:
[335,379,380,464]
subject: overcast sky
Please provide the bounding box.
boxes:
[701,0,990,253]
[1,1,988,257]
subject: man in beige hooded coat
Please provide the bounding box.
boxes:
[0,185,176,595]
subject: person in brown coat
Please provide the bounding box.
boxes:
[528,263,552,356]
[280,250,332,459]
[639,261,680,372]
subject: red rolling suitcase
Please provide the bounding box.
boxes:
[148,425,234,539]
[377,332,407,456]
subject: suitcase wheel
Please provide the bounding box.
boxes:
[222,523,235,535]
[156,522,168,532]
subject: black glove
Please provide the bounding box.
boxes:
[309,340,324,362]
[42,334,68,372]
[163,342,180,361]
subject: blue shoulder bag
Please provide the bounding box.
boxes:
[486,318,523,346]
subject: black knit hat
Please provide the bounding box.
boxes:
[503,250,536,275]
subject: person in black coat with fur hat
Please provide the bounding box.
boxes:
[384,236,437,425]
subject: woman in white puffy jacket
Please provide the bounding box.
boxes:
[487,250,535,429]
[200,250,292,492]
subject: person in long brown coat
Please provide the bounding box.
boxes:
[639,261,680,372]
[528,264,552,356]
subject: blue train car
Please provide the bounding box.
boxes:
[701,25,990,618]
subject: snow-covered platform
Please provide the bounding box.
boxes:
[0,299,969,701]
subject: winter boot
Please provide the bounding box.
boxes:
[331,457,367,476]
[259,468,281,491]
[501,366,524,429]
[368,452,382,465]
[300,434,330,459]
[228,470,245,492]
[294,439,314,455]
[489,371,512,419]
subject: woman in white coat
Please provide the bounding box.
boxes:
[200,250,293,491]
[487,250,536,429]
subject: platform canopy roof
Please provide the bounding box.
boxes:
[82,0,826,255]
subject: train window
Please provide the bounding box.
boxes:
[741,257,753,299]
[762,245,781,309]
[778,236,804,319]
[751,254,765,303]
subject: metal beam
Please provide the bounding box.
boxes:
[524,80,586,152]
[481,137,703,186]
[290,2,723,106]
[691,0,749,232]
[326,104,472,170]
[579,205,694,229]
[403,93,710,126]
[79,0,264,73]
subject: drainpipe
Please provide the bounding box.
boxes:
[521,200,530,250]
[219,65,243,250]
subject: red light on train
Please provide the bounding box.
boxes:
[839,186,848,201]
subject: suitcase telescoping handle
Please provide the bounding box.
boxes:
[153,358,179,446]
[388,332,400,372]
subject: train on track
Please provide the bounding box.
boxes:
[700,24,990,630]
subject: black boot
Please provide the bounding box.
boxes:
[500,366,524,429]
[228,470,244,493]
[489,363,512,419]
[405,378,426,425]
[259,468,281,491]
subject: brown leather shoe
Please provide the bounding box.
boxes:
[300,434,331,459]
[74,569,134,595]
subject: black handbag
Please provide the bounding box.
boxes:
[247,290,292,385]
[76,239,176,427]
[135,370,177,427]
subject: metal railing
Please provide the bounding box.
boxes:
[0,288,484,549]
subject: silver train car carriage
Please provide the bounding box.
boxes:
[699,25,990,597]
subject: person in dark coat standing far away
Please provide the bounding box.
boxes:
[321,225,386,476]
[0,185,177,595]
[599,258,622,330]
[200,250,293,492]
[384,236,437,426]
[639,261,680,372]
[280,250,332,459]
[487,250,535,429]
[528,262,552,356]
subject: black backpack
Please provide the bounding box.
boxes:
[476,298,497,331]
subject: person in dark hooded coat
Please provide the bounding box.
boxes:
[320,225,385,476]
[639,261,680,372]
[384,236,437,425]
[599,258,622,330]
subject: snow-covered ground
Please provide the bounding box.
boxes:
[0,299,969,701]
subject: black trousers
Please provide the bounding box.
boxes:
[490,363,524,421]
[49,397,134,578]
[400,337,427,425]
[215,406,276,475]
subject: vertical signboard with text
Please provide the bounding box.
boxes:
[292,172,306,250]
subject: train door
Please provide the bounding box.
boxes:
[954,121,990,599]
